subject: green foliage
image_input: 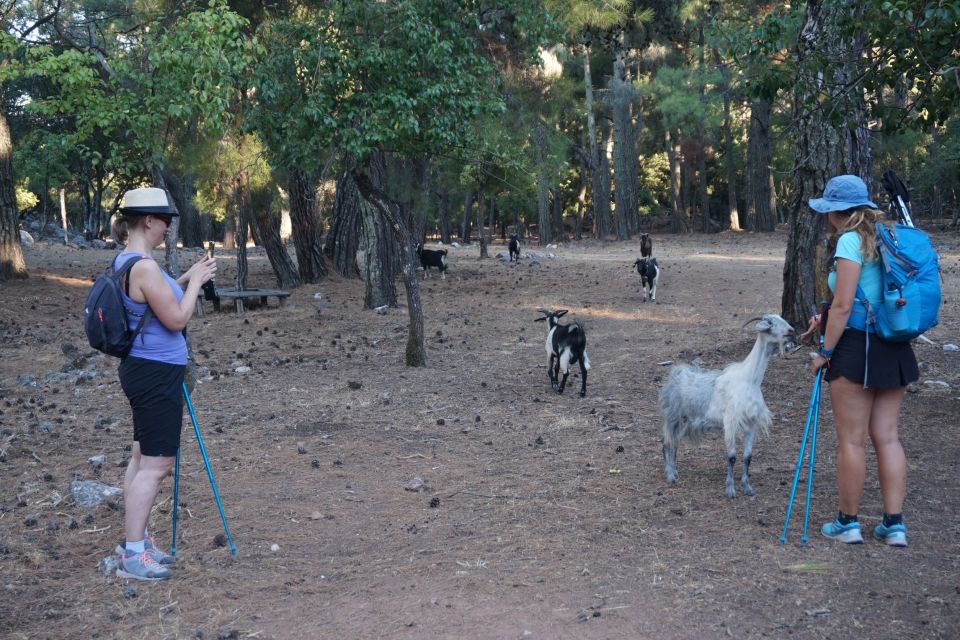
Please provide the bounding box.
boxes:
[15,183,38,211]
[251,0,551,172]
[643,64,723,133]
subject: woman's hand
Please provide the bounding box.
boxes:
[810,351,829,374]
[183,255,217,286]
[800,314,821,344]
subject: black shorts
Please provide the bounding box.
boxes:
[119,356,185,457]
[825,329,919,389]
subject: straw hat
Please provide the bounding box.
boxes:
[119,187,178,216]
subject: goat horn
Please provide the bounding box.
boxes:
[740,316,763,330]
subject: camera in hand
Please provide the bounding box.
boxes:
[202,279,219,302]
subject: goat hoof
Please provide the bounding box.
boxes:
[743,485,755,497]
[666,474,677,485]
[579,390,586,398]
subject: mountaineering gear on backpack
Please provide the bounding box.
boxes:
[83,256,153,358]
[848,223,941,342]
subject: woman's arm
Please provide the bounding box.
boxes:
[811,257,861,372]
[130,259,216,332]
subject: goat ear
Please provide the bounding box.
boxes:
[534,316,546,322]
[555,310,568,318]
[755,318,772,333]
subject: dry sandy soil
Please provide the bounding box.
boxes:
[1,229,959,640]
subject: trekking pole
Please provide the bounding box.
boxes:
[170,448,181,556]
[779,369,823,545]
[799,375,823,547]
[182,382,238,556]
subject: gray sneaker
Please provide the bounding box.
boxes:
[116,550,172,581]
[115,536,176,565]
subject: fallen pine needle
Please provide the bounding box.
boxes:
[783,561,831,573]
[81,525,111,534]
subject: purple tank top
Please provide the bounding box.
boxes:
[113,253,188,365]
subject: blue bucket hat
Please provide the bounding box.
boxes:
[808,175,878,213]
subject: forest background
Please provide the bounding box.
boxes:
[0,0,958,362]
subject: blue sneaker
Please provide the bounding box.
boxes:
[873,522,908,547]
[821,519,863,544]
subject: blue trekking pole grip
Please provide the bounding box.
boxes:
[183,382,238,556]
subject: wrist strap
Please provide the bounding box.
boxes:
[818,346,834,359]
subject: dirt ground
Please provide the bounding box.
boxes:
[1,229,958,640]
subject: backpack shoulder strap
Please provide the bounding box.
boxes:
[110,254,154,345]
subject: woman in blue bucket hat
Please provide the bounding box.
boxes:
[804,174,916,547]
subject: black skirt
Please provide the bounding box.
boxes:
[825,328,919,389]
[119,356,186,457]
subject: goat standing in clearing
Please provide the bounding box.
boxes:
[508,234,520,262]
[535,309,591,397]
[659,314,795,498]
[633,257,659,303]
[640,233,652,258]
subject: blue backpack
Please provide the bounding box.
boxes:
[83,256,153,358]
[850,223,941,342]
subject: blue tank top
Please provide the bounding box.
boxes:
[113,253,188,365]
[827,231,883,331]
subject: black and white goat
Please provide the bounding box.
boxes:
[535,309,591,397]
[415,243,448,279]
[508,234,520,262]
[633,257,659,303]
[640,233,652,258]
[659,314,795,498]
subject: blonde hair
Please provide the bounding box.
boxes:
[110,213,145,243]
[832,207,888,262]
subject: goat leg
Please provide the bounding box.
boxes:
[725,453,737,499]
[663,441,679,484]
[741,430,757,496]
[578,362,587,397]
[548,354,559,390]
[557,371,568,394]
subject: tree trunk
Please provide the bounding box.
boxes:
[595,126,614,238]
[287,167,327,283]
[477,192,488,257]
[581,39,609,240]
[251,201,300,288]
[550,188,564,241]
[59,188,68,245]
[782,0,872,326]
[437,187,451,244]
[665,131,687,233]
[461,190,473,243]
[0,109,26,281]
[534,122,551,246]
[697,144,710,233]
[165,169,203,248]
[610,26,634,242]
[746,99,777,231]
[720,77,740,231]
[361,191,399,309]
[352,169,426,367]
[234,171,250,291]
[223,213,236,250]
[575,167,587,240]
[326,170,364,278]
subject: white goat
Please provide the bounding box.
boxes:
[659,314,795,498]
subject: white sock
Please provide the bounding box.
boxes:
[126,539,145,555]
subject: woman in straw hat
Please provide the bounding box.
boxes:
[110,187,217,580]
[805,175,917,548]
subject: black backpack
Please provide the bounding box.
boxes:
[83,256,153,358]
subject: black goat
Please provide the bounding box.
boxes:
[640,233,653,258]
[415,243,448,279]
[508,234,520,262]
[633,257,659,303]
[535,309,591,397]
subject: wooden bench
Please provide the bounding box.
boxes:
[199,288,291,313]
